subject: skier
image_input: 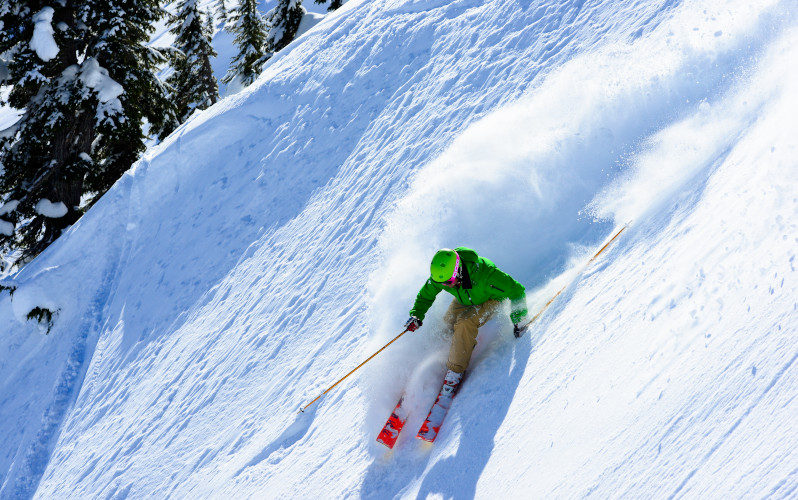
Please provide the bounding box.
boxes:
[404,247,528,397]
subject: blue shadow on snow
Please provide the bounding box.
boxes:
[359,329,538,498]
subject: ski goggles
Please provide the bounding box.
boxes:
[436,253,460,286]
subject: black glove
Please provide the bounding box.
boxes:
[404,316,422,332]
[513,323,525,338]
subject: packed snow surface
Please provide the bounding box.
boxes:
[1,0,798,498]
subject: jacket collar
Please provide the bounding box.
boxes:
[459,261,473,289]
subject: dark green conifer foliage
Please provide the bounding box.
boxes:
[0,0,176,264]
[314,0,343,12]
[265,0,306,54]
[216,0,228,25]
[167,2,219,128]
[222,0,269,88]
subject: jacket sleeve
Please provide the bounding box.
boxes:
[409,280,442,321]
[487,267,528,324]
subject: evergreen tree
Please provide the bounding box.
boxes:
[264,0,306,54]
[314,0,343,11]
[0,0,176,263]
[216,0,228,26]
[222,0,269,88]
[167,2,219,127]
[203,12,220,95]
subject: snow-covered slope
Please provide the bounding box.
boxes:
[2,0,797,498]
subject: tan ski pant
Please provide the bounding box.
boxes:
[444,299,500,374]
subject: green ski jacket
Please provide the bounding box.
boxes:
[409,247,528,324]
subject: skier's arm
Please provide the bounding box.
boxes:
[409,280,442,321]
[488,268,528,324]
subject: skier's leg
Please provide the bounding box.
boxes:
[446,300,499,373]
[443,299,468,333]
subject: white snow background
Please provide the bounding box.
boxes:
[1,0,798,498]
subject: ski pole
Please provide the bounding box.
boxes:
[298,328,410,414]
[521,223,629,330]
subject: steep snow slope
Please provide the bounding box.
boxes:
[0,0,796,498]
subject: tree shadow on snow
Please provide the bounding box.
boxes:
[359,329,537,499]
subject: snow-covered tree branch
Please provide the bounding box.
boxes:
[0,0,176,264]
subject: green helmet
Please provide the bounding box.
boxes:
[430,249,460,283]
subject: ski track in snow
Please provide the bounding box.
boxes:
[0,0,797,498]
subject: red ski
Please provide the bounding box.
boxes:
[416,370,462,443]
[376,395,409,449]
